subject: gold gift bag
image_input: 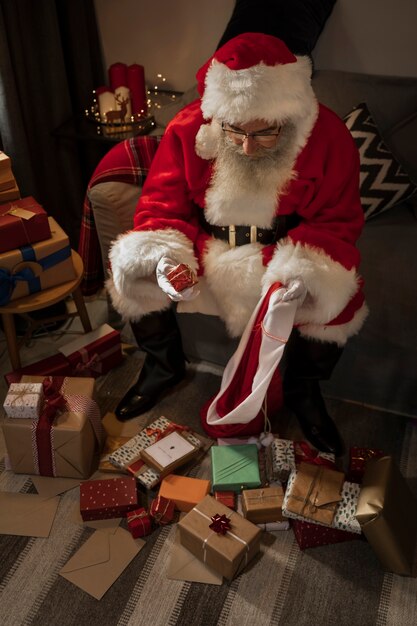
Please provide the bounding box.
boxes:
[356,456,417,576]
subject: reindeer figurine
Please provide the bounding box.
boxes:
[105,93,130,125]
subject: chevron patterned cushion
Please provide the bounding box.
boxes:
[344,102,417,220]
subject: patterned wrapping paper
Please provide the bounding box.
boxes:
[0,216,75,305]
[126,507,153,538]
[3,382,44,418]
[270,438,296,481]
[80,476,139,521]
[0,196,51,253]
[283,468,362,534]
[291,519,361,550]
[109,416,208,490]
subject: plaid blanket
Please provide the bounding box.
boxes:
[78,135,161,295]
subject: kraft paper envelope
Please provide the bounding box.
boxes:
[31,476,81,498]
[166,530,223,585]
[60,527,144,600]
[0,492,60,537]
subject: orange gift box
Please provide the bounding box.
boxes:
[159,474,211,512]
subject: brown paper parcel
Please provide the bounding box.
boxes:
[355,456,417,576]
[286,462,344,526]
[177,494,261,580]
[1,376,102,479]
[242,486,284,523]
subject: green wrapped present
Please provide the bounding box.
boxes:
[210,444,261,493]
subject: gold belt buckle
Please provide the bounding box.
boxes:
[228,225,236,247]
[250,225,258,244]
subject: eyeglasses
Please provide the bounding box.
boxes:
[221,122,281,147]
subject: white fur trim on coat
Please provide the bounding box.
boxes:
[261,240,360,326]
[298,302,369,346]
[107,228,197,321]
[203,238,265,337]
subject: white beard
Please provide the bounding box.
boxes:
[204,123,300,228]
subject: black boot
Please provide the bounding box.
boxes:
[283,330,345,456]
[115,308,186,421]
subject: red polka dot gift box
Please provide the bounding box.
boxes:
[80,476,139,521]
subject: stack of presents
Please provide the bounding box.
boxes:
[0,151,20,204]
[2,368,417,598]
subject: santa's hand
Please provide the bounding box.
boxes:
[282,277,307,303]
[156,256,200,302]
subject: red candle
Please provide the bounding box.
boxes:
[109,62,128,90]
[127,64,147,117]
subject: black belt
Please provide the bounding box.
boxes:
[201,213,300,247]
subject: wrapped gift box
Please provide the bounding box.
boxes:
[149,495,176,525]
[109,415,210,490]
[1,375,103,479]
[210,444,261,493]
[4,353,72,386]
[126,507,153,538]
[242,485,284,524]
[347,446,385,483]
[3,382,43,418]
[140,431,200,478]
[292,519,361,550]
[80,476,138,521]
[293,441,336,469]
[0,196,51,253]
[0,216,75,305]
[356,456,417,576]
[283,466,362,534]
[159,474,211,512]
[270,438,296,481]
[166,263,198,292]
[214,491,236,510]
[177,494,262,580]
[59,323,123,378]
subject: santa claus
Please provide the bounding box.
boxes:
[107,33,368,456]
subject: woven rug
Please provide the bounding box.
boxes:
[1,353,417,626]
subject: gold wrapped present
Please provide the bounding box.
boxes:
[177,494,261,580]
[1,375,104,479]
[355,456,417,576]
[242,486,284,523]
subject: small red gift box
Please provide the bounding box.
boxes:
[126,507,153,538]
[149,495,176,525]
[4,353,72,386]
[80,476,138,521]
[0,196,51,253]
[347,446,385,483]
[213,490,236,510]
[59,323,123,378]
[291,519,360,550]
[166,263,198,292]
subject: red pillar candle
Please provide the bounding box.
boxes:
[127,64,147,117]
[109,62,128,90]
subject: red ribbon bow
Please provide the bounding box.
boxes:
[295,441,335,469]
[209,513,231,535]
[35,377,67,476]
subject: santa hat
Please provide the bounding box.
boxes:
[200,283,299,438]
[195,33,318,159]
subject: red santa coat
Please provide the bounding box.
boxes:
[108,99,367,345]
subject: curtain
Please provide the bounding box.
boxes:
[0,0,105,247]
